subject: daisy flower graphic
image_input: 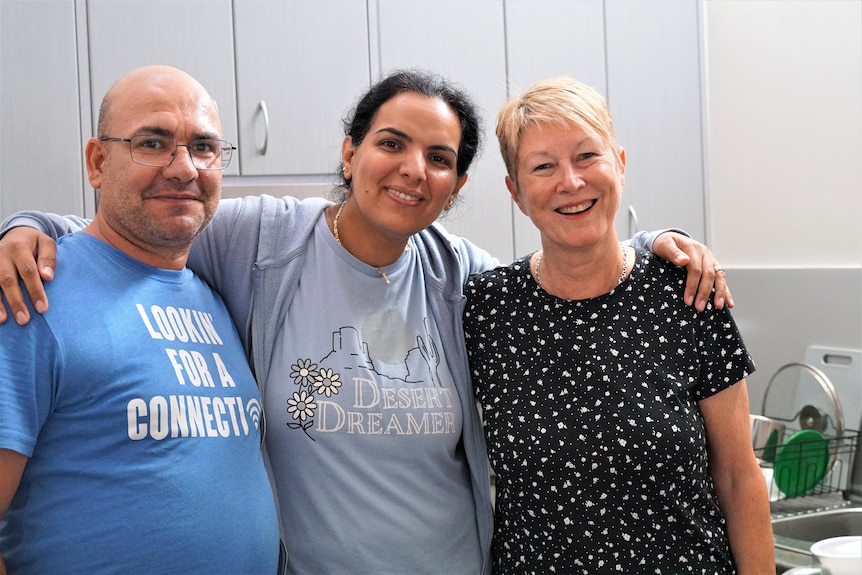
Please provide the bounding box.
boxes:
[312,368,342,397]
[290,358,319,387]
[286,390,317,422]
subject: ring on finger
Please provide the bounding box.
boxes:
[714,265,725,273]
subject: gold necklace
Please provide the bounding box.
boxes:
[332,202,390,284]
[534,245,628,292]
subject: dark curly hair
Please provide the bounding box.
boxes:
[333,69,483,202]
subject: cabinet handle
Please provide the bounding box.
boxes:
[628,205,639,236]
[257,100,269,156]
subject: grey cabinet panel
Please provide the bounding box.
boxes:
[234,0,371,176]
[504,0,606,94]
[85,0,239,175]
[376,0,513,261]
[504,0,607,257]
[502,0,707,254]
[605,0,706,241]
[1,0,84,219]
[1,0,709,255]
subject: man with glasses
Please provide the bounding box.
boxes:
[0,65,279,574]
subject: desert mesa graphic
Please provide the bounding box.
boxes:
[285,317,456,439]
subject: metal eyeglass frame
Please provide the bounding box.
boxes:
[99,135,236,170]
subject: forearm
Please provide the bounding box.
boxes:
[715,467,775,573]
[626,228,688,251]
[0,211,88,239]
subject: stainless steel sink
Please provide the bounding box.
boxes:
[773,507,862,553]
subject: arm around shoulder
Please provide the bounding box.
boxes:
[0,212,81,324]
[625,228,689,252]
[631,229,732,311]
[0,211,89,239]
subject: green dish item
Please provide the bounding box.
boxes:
[773,429,830,498]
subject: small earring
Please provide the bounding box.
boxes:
[445,198,454,210]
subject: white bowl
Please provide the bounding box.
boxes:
[810,536,862,575]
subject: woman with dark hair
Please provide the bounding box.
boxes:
[339,69,482,180]
[0,69,728,575]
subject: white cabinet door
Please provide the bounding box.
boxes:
[233,0,371,176]
[605,0,706,241]
[375,0,512,262]
[85,0,239,175]
[504,0,607,257]
[0,0,85,218]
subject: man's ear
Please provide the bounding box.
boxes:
[505,175,529,217]
[85,138,107,189]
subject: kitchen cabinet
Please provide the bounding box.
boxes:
[0,0,86,219]
[504,0,607,256]
[605,0,706,242]
[504,0,706,252]
[85,0,240,176]
[1,0,709,258]
[85,0,370,178]
[374,0,513,261]
[233,0,371,176]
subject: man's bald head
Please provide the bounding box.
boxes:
[97,65,219,138]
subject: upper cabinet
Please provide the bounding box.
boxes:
[87,0,371,178]
[233,0,371,176]
[0,0,85,219]
[505,0,706,250]
[504,0,607,256]
[85,0,240,176]
[605,0,706,241]
[375,0,513,261]
[1,0,711,260]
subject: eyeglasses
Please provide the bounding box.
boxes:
[100,134,236,170]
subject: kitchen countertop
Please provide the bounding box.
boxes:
[776,546,815,573]
[771,494,861,573]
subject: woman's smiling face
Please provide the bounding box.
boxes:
[341,91,467,244]
[507,120,625,250]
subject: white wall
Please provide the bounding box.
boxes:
[704,0,862,268]
[703,1,862,422]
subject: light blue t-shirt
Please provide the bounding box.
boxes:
[265,216,482,574]
[0,232,279,574]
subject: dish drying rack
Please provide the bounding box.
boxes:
[757,427,860,517]
[758,361,860,517]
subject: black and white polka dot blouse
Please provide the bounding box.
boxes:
[463,249,754,574]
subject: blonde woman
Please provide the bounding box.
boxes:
[464,77,773,574]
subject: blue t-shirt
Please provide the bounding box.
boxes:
[0,232,279,574]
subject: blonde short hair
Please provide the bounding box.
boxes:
[496,77,620,180]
